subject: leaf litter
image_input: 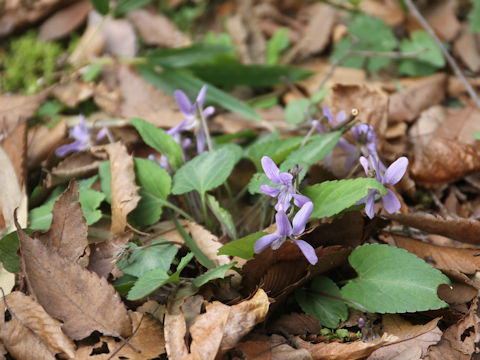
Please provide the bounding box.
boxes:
[2,0,480,359]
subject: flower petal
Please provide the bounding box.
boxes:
[382,188,401,214]
[292,201,313,235]
[254,234,280,253]
[293,194,311,208]
[359,156,370,174]
[276,211,292,237]
[203,106,215,118]
[365,191,376,219]
[323,105,334,125]
[261,185,280,197]
[196,85,207,107]
[336,110,346,124]
[383,157,408,186]
[294,240,318,265]
[174,90,193,118]
[167,120,189,137]
[261,156,281,184]
[55,141,84,157]
[275,191,293,212]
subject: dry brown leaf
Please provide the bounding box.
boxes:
[0,291,76,360]
[426,298,480,359]
[186,220,231,266]
[388,212,480,246]
[297,3,337,58]
[38,1,92,41]
[392,234,480,274]
[27,121,67,169]
[270,313,322,335]
[15,218,132,340]
[1,122,26,188]
[359,0,405,26]
[453,25,480,73]
[36,181,89,265]
[127,8,189,48]
[296,316,440,360]
[68,25,105,65]
[0,146,24,234]
[52,81,94,108]
[45,151,104,188]
[88,232,132,278]
[92,142,140,234]
[0,0,66,38]
[388,73,447,123]
[437,282,478,304]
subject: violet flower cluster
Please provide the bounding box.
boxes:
[55,115,108,157]
[254,156,318,265]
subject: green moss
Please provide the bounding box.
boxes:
[2,31,63,94]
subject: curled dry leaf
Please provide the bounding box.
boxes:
[453,25,480,73]
[359,0,405,26]
[15,217,132,340]
[0,291,76,360]
[52,81,94,108]
[270,312,322,335]
[38,1,92,41]
[93,142,140,235]
[388,73,447,123]
[27,120,67,169]
[0,146,24,234]
[392,234,480,274]
[387,212,480,246]
[68,25,105,65]
[2,123,26,188]
[295,316,441,360]
[186,220,231,266]
[127,9,189,48]
[426,298,479,359]
[88,232,132,278]
[437,283,478,304]
[36,180,89,265]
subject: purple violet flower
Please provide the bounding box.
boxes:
[173,85,215,154]
[359,155,409,219]
[56,115,92,157]
[254,202,317,264]
[260,156,311,212]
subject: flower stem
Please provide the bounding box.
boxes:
[198,106,213,152]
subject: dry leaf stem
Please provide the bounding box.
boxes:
[404,0,480,108]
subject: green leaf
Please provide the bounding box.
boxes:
[285,99,311,125]
[118,239,178,278]
[130,158,172,226]
[172,147,238,195]
[266,27,289,65]
[206,194,237,240]
[296,276,348,328]
[127,268,170,300]
[78,188,105,225]
[192,262,236,288]
[91,0,109,15]
[469,0,480,32]
[188,63,312,88]
[398,30,444,77]
[98,161,111,204]
[246,136,304,169]
[29,202,55,230]
[148,44,234,68]
[474,130,480,140]
[304,178,386,219]
[168,252,194,284]
[0,231,21,273]
[247,172,271,195]
[113,274,137,295]
[217,232,266,260]
[82,64,103,82]
[137,65,260,121]
[114,0,152,16]
[130,117,183,171]
[341,244,450,313]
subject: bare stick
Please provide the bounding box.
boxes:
[404,0,480,108]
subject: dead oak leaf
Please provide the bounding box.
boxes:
[0,291,76,360]
[27,121,67,170]
[93,142,140,235]
[36,180,89,266]
[15,217,132,340]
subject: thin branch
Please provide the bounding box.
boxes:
[404,0,480,108]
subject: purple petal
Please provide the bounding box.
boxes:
[276,211,292,237]
[55,141,84,157]
[203,106,215,118]
[275,192,293,212]
[96,127,108,141]
[344,149,359,171]
[278,172,293,185]
[337,138,356,153]
[254,233,280,253]
[261,185,281,197]
[383,157,408,186]
[174,90,193,118]
[182,138,192,150]
[382,188,401,214]
[365,191,376,219]
[370,155,383,183]
[293,194,311,208]
[71,124,89,143]
[336,110,346,124]
[359,156,370,174]
[167,120,189,137]
[294,240,318,265]
[323,106,334,125]
[261,156,281,184]
[292,201,313,235]
[196,85,207,108]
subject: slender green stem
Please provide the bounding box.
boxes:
[199,192,213,230]
[198,105,213,152]
[155,197,195,222]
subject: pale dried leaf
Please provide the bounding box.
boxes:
[52,81,94,108]
[68,25,105,65]
[186,221,231,266]
[0,146,23,233]
[453,25,480,73]
[15,220,132,340]
[88,232,132,278]
[27,121,67,169]
[0,291,76,360]
[270,313,322,335]
[37,181,89,265]
[127,9,189,48]
[0,265,15,297]
[359,0,405,26]
[2,123,26,188]
[38,1,92,41]
[92,142,140,234]
[392,235,480,274]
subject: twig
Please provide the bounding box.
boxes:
[107,314,144,359]
[404,0,480,108]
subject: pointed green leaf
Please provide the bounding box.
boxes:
[91,0,109,15]
[114,0,152,16]
[127,268,170,300]
[206,194,237,240]
[217,232,267,260]
[148,44,234,68]
[168,253,194,284]
[304,178,386,219]
[78,188,105,225]
[341,244,450,313]
[192,262,236,288]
